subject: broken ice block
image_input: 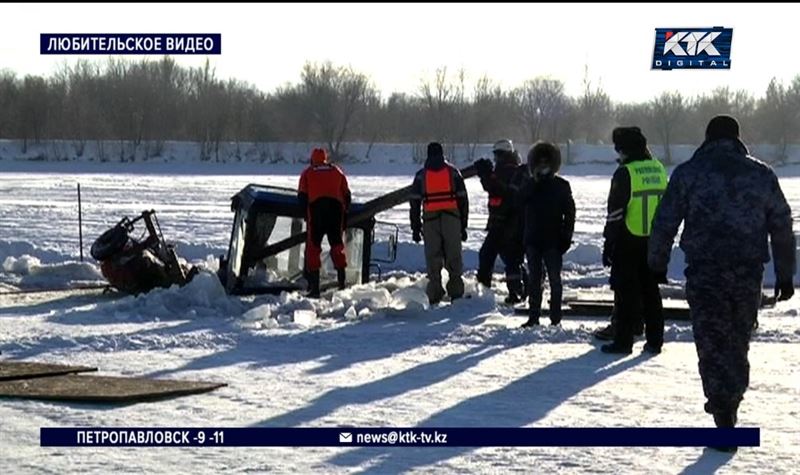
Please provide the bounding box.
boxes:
[293,309,317,325]
[344,305,358,320]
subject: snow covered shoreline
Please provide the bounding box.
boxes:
[4,139,800,173]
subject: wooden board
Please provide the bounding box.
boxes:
[0,361,97,381]
[566,301,691,320]
[512,300,692,320]
[0,374,226,403]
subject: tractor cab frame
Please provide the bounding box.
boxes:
[219,184,398,295]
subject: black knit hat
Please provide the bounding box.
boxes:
[612,127,647,156]
[705,115,740,141]
[427,142,444,159]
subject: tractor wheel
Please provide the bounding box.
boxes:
[90,225,130,261]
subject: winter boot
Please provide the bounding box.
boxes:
[593,322,616,341]
[642,342,662,355]
[307,270,321,299]
[521,317,540,328]
[336,268,347,290]
[477,273,492,289]
[600,342,632,355]
[711,411,739,453]
[521,310,540,328]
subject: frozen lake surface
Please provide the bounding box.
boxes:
[1,162,798,474]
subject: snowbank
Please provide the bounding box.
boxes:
[174,241,227,263]
[0,240,74,264]
[75,270,242,321]
[237,273,495,331]
[2,254,104,288]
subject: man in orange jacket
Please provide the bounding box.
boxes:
[298,148,352,298]
[409,142,469,304]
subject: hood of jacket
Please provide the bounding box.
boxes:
[424,154,446,171]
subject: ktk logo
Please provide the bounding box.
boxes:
[663,31,721,56]
[652,27,732,70]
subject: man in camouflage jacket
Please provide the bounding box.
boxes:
[648,115,796,445]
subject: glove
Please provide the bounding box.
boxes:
[775,279,794,301]
[461,229,468,242]
[602,242,613,268]
[412,228,422,243]
[475,158,493,179]
[653,270,668,284]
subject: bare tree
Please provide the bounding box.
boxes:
[418,66,457,146]
[355,88,383,161]
[469,75,509,159]
[452,68,470,161]
[300,61,373,160]
[576,65,613,144]
[17,75,50,153]
[186,59,228,161]
[754,77,800,163]
[7,56,800,163]
[513,77,570,143]
[692,86,755,143]
[650,91,687,164]
[0,71,17,140]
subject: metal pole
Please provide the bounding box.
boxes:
[78,183,84,262]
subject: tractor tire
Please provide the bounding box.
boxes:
[91,225,130,261]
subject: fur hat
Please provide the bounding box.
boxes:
[612,127,648,156]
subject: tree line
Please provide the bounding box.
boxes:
[1,57,799,163]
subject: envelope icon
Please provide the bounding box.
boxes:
[339,432,353,443]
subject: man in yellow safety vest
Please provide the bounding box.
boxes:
[600,127,667,355]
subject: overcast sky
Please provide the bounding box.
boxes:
[1,2,797,102]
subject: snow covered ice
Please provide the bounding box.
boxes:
[1,161,799,473]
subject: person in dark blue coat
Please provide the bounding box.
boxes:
[519,142,575,327]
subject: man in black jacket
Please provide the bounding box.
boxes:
[519,142,575,327]
[593,153,646,342]
[475,139,528,304]
[601,127,666,355]
[409,142,469,304]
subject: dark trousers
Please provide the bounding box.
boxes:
[611,240,663,348]
[306,199,346,271]
[478,226,525,296]
[526,246,562,320]
[685,263,762,415]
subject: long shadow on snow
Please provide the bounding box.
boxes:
[328,348,647,473]
[5,287,495,382]
[4,287,241,360]
[4,316,238,361]
[254,338,517,428]
[679,448,735,475]
[145,297,497,380]
[0,290,120,318]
